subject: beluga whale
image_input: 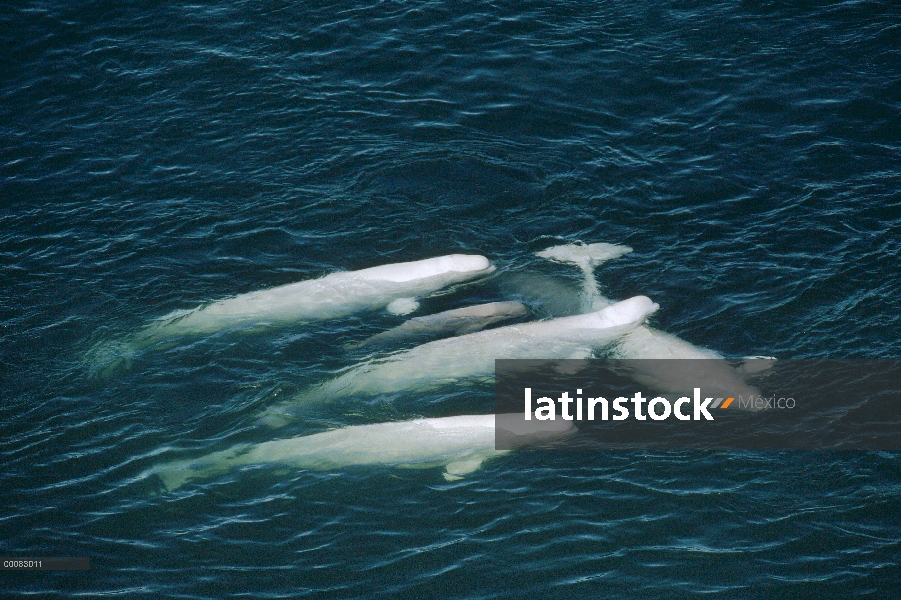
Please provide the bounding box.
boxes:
[258,295,659,427]
[345,301,528,349]
[86,254,496,376]
[148,413,575,490]
[536,241,773,403]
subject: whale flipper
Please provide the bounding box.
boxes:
[256,409,297,429]
[443,453,491,481]
[386,297,420,315]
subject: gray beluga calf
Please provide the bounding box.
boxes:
[346,301,528,349]
[536,242,772,403]
[149,413,576,490]
[87,254,496,375]
[258,295,659,427]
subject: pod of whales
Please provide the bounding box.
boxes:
[346,301,528,349]
[87,254,495,376]
[134,242,774,493]
[258,295,659,427]
[149,413,576,490]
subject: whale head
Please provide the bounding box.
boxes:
[592,296,659,328]
[358,254,495,283]
[438,254,494,274]
[542,295,658,337]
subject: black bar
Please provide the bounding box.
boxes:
[1,558,90,571]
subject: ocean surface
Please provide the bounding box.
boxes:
[2,0,900,597]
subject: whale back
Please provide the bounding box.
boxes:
[355,254,493,283]
[443,301,528,319]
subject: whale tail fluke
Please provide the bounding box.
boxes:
[84,339,137,378]
[536,242,632,312]
[536,242,632,270]
[150,446,248,491]
[153,463,196,492]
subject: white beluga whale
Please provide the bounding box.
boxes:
[149,413,575,490]
[258,295,659,426]
[345,301,528,349]
[86,254,496,375]
[536,241,772,404]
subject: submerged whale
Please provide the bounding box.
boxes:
[87,254,496,375]
[535,242,633,312]
[149,413,575,490]
[346,301,528,349]
[258,295,659,426]
[536,242,770,402]
[497,271,586,318]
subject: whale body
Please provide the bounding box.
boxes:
[150,413,575,490]
[258,296,659,426]
[87,254,495,375]
[536,242,768,402]
[346,301,528,349]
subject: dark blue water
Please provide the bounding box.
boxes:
[2,0,900,597]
